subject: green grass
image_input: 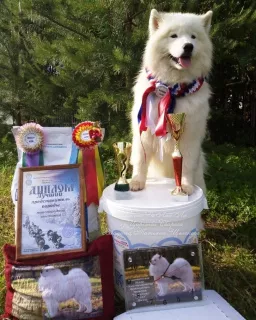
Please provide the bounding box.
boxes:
[0,143,255,318]
[201,142,256,319]
[0,165,15,314]
[204,142,256,223]
[202,226,256,319]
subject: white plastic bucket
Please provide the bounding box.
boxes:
[99,178,207,298]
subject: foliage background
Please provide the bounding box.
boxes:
[0,0,255,319]
[0,0,256,145]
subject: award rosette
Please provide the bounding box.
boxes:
[17,123,44,167]
[72,121,104,206]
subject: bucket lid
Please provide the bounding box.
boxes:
[99,178,208,223]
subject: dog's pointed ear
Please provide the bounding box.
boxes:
[149,9,161,36]
[201,11,213,33]
[159,254,162,259]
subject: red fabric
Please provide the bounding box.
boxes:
[155,90,171,137]
[140,76,205,137]
[139,84,156,133]
[173,156,183,187]
[1,235,114,320]
[82,148,99,206]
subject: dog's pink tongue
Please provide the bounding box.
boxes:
[178,57,191,68]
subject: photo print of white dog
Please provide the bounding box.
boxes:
[10,256,103,319]
[123,244,203,310]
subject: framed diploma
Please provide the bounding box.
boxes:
[16,164,86,260]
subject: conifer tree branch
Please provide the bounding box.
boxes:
[39,14,87,39]
[129,9,145,20]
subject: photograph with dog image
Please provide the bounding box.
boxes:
[123,244,203,310]
[9,256,103,319]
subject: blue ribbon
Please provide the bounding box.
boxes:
[69,141,79,164]
[137,105,142,124]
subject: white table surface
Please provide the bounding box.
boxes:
[114,290,245,320]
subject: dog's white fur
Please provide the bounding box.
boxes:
[149,254,194,296]
[130,10,213,194]
[38,266,92,317]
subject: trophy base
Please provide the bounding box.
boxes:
[114,183,130,192]
[169,186,189,202]
[169,194,189,202]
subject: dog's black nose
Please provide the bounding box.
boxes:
[183,43,194,53]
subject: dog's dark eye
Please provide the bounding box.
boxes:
[191,35,196,39]
[170,34,178,38]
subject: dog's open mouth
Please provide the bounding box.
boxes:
[169,54,192,69]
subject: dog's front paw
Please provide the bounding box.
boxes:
[130,175,146,191]
[182,184,194,195]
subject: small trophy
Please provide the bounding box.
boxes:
[113,142,132,192]
[166,113,188,199]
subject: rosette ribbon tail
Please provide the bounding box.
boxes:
[95,146,104,200]
[138,85,156,134]
[22,150,44,167]
[82,148,99,206]
[155,89,171,137]
[77,150,87,203]
[77,149,89,239]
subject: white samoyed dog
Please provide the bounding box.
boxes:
[38,266,92,317]
[149,254,194,296]
[130,9,213,195]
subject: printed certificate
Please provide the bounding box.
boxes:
[16,164,86,260]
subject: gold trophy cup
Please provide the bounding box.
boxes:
[113,142,132,192]
[166,113,188,197]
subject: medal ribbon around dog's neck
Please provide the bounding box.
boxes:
[137,69,205,137]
